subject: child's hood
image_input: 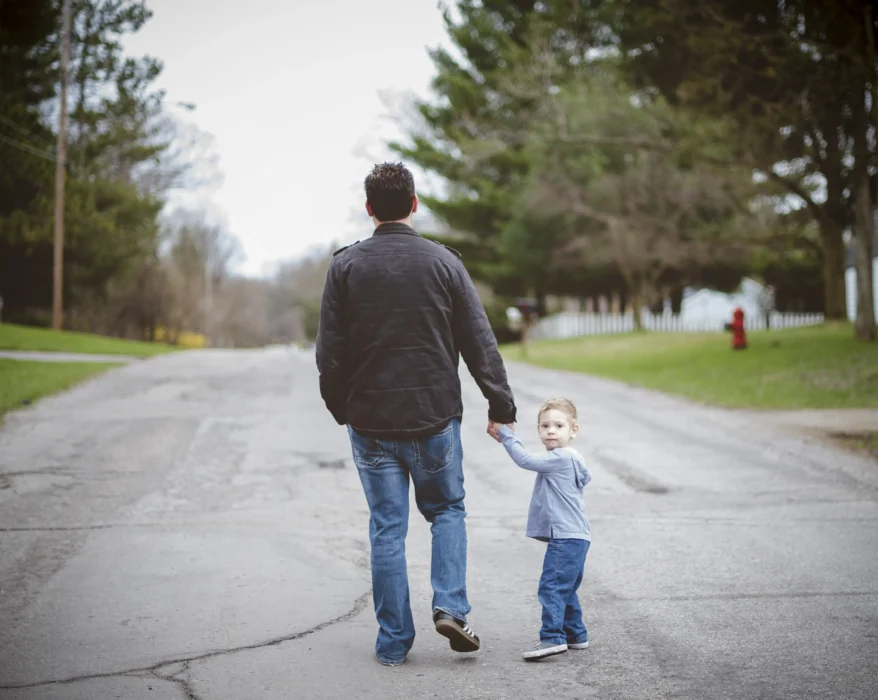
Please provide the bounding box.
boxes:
[570,450,591,489]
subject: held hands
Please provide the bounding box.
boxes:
[486,420,515,443]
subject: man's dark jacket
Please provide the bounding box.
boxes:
[315,223,517,439]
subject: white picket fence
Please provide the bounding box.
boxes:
[529,311,825,340]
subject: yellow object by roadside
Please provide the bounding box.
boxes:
[153,327,206,348]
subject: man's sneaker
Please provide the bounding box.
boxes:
[568,640,589,650]
[433,611,480,652]
[522,641,568,661]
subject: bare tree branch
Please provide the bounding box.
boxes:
[764,170,826,225]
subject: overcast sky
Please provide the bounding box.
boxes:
[125,0,450,276]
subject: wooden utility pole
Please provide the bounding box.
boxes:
[52,0,72,331]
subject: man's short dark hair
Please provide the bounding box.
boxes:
[365,162,415,222]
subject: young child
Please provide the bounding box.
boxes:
[497,397,592,661]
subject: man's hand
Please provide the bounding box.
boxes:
[487,421,514,443]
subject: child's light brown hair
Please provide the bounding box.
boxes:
[537,397,578,424]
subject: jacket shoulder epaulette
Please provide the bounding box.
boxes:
[430,239,461,259]
[333,240,360,256]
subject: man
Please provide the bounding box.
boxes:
[315,162,517,666]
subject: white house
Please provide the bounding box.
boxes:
[678,277,766,328]
[844,246,878,322]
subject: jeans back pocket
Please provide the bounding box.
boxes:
[414,422,454,473]
[350,429,389,468]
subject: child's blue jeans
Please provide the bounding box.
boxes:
[538,537,590,645]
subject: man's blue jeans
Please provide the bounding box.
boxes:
[538,538,590,646]
[348,419,470,664]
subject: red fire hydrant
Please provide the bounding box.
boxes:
[724,307,747,350]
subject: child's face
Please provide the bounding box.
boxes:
[538,408,578,449]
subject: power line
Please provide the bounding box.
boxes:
[0,131,57,162]
[0,114,51,148]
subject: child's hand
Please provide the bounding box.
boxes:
[487,421,515,442]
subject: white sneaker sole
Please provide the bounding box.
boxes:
[568,641,589,649]
[522,643,568,660]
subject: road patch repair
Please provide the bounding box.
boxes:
[755,409,878,462]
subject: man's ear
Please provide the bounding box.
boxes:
[365,200,373,217]
[411,194,419,214]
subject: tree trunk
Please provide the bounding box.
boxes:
[853,136,876,341]
[629,283,644,331]
[536,289,547,316]
[670,286,684,314]
[854,5,878,341]
[820,220,847,320]
[618,264,645,331]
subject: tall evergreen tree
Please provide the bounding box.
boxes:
[391,1,593,295]
[0,0,61,317]
[0,0,171,327]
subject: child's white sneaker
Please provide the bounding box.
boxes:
[568,640,589,649]
[522,641,568,661]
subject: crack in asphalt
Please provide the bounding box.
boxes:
[608,590,878,603]
[0,521,215,533]
[586,447,671,495]
[158,661,201,700]
[0,467,77,476]
[0,524,121,532]
[0,590,371,692]
[0,520,183,532]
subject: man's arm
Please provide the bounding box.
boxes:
[498,426,566,473]
[315,260,347,425]
[450,260,517,425]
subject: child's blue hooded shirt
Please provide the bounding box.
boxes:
[499,425,591,541]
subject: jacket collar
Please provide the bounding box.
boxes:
[373,222,418,237]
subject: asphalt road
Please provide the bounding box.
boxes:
[0,347,876,700]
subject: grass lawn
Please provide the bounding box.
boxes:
[0,359,116,417]
[501,322,878,410]
[0,323,177,356]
